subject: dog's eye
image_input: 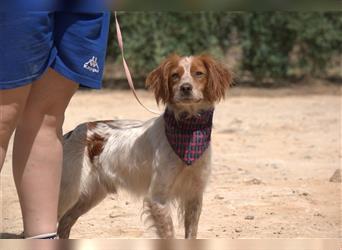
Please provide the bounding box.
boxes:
[195,71,204,77]
[171,73,180,81]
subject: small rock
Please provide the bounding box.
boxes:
[109,195,117,200]
[301,192,309,196]
[245,215,254,220]
[214,195,224,200]
[314,212,324,217]
[220,128,238,134]
[329,169,341,183]
[271,163,278,169]
[235,228,242,233]
[125,201,130,205]
[109,213,119,218]
[245,178,264,185]
[231,118,243,124]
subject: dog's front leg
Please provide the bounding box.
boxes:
[184,194,203,239]
[144,169,180,239]
[144,198,174,238]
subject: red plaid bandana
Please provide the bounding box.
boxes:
[164,108,214,166]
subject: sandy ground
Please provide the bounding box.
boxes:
[0,84,341,239]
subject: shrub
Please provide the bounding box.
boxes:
[107,12,342,85]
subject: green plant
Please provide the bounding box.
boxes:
[107,12,342,85]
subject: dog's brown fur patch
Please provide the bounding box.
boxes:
[87,121,99,130]
[145,54,182,105]
[196,55,232,102]
[86,123,107,163]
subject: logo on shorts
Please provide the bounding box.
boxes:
[83,56,100,73]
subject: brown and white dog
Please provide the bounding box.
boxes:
[57,54,231,239]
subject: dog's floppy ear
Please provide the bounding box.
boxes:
[146,54,180,105]
[199,55,232,103]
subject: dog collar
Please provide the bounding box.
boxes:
[163,108,214,166]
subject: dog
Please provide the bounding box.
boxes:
[57,54,232,239]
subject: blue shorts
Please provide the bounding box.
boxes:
[0,12,110,90]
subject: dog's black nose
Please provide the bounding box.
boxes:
[180,83,193,93]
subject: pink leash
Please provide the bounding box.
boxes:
[114,12,160,115]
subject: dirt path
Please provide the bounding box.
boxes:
[1,85,341,238]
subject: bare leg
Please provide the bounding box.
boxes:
[0,85,31,170]
[184,194,203,239]
[12,68,78,237]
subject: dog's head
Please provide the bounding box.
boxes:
[146,54,232,111]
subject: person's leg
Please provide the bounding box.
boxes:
[0,85,31,171]
[12,68,78,237]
